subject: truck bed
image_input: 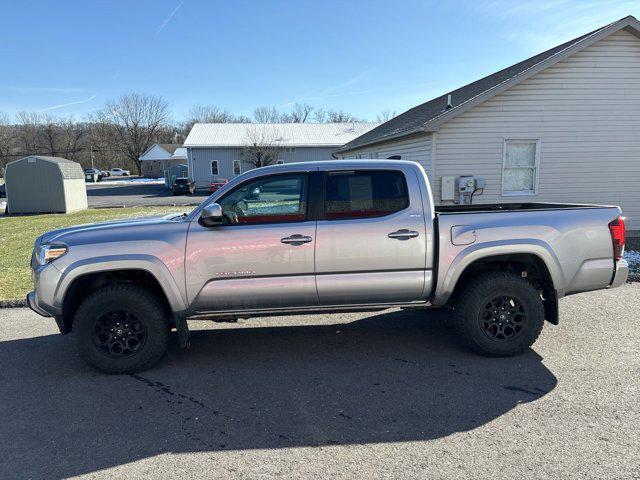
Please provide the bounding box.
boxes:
[435,202,614,214]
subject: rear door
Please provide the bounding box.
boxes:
[314,165,428,305]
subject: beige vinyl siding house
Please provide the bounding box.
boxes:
[336,16,640,234]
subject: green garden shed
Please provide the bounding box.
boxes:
[5,156,88,214]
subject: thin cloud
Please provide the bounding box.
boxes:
[156,0,185,36]
[469,0,639,51]
[37,94,97,113]
[0,85,84,94]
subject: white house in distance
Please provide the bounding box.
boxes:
[183,122,379,188]
[336,16,640,234]
[139,144,187,178]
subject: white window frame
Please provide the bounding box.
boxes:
[285,147,296,153]
[501,139,541,196]
[211,160,219,176]
[233,160,242,175]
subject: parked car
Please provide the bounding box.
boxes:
[27,160,628,373]
[109,168,130,176]
[172,177,195,195]
[83,168,103,181]
[209,177,229,192]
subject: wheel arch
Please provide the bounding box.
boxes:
[56,256,187,332]
[434,242,563,324]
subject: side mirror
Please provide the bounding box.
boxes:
[200,203,223,227]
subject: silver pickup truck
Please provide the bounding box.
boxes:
[27,160,628,372]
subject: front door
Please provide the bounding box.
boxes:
[185,172,318,312]
[314,166,428,305]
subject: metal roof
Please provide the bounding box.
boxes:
[338,15,640,152]
[184,123,381,148]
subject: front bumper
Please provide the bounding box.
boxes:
[27,291,52,317]
[609,259,629,289]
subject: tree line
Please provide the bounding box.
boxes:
[0,94,396,175]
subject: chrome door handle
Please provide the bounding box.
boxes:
[388,229,419,240]
[281,234,313,245]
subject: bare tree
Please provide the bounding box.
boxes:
[253,106,281,123]
[241,125,282,168]
[376,109,397,122]
[0,112,15,172]
[313,108,362,123]
[326,109,360,123]
[16,111,43,154]
[182,104,244,133]
[280,102,314,123]
[95,93,169,175]
[57,117,85,161]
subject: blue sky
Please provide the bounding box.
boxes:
[1,0,639,122]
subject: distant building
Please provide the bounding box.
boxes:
[139,144,187,178]
[5,156,87,214]
[335,16,640,233]
[183,123,380,188]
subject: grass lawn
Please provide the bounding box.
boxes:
[0,206,184,302]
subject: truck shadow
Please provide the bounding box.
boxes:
[0,309,557,479]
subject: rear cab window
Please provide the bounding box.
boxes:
[324,170,409,220]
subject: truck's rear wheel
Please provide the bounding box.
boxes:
[454,272,544,357]
[74,284,170,373]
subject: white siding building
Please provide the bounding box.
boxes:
[139,144,187,178]
[184,123,379,188]
[336,16,640,234]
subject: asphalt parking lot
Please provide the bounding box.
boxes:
[0,285,638,479]
[86,181,209,208]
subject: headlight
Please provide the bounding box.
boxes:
[37,245,67,265]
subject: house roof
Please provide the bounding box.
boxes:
[171,147,187,158]
[17,155,84,179]
[159,144,182,154]
[139,143,184,160]
[338,15,640,153]
[184,123,381,148]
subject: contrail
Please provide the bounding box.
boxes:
[157,0,185,36]
[37,94,97,112]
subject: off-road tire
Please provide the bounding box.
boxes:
[454,272,544,357]
[74,284,170,373]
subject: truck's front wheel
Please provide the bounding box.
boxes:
[74,285,170,373]
[454,272,544,357]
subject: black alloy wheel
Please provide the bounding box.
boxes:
[92,309,147,358]
[478,295,526,341]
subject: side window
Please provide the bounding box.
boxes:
[502,139,540,195]
[324,170,409,220]
[218,174,308,225]
[211,161,219,176]
[233,160,241,175]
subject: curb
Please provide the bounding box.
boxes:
[0,299,27,308]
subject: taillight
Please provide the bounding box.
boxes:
[608,216,626,260]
